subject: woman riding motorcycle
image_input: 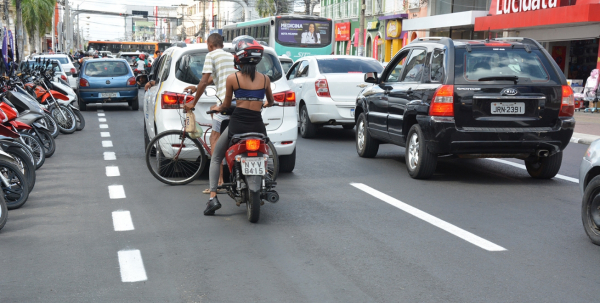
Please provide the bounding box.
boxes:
[204,35,275,215]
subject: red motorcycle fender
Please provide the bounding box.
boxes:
[50,90,70,101]
[0,123,20,138]
[10,121,32,130]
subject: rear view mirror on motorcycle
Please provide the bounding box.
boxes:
[204,87,217,97]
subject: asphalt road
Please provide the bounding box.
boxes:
[0,90,596,302]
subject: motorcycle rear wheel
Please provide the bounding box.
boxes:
[246,189,261,223]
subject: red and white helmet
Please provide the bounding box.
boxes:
[139,54,146,60]
[232,35,263,68]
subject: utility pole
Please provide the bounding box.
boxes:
[358,0,365,56]
[15,0,22,61]
[202,0,206,41]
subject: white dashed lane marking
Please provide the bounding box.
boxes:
[351,183,507,252]
[98,113,105,117]
[108,185,126,199]
[100,124,108,129]
[101,132,110,137]
[487,158,579,183]
[102,140,113,147]
[104,152,116,160]
[99,118,107,122]
[112,210,134,231]
[106,166,120,177]
[118,250,147,282]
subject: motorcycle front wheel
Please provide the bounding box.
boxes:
[0,159,29,210]
[44,113,60,138]
[73,108,85,131]
[51,105,77,134]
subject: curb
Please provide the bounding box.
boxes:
[571,136,598,145]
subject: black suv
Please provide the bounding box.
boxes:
[355,37,575,179]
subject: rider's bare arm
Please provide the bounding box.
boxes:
[219,75,236,111]
[264,76,274,107]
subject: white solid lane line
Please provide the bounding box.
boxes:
[106,166,120,177]
[487,158,579,183]
[101,132,110,137]
[102,140,113,147]
[108,185,126,199]
[100,124,109,129]
[98,113,105,117]
[112,210,134,231]
[104,152,116,160]
[351,183,507,252]
[118,249,147,282]
[99,118,107,122]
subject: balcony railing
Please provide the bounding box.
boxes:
[340,1,348,18]
[365,0,373,15]
[349,0,359,17]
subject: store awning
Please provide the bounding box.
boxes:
[402,11,489,31]
[475,4,600,31]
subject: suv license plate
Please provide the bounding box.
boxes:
[491,102,525,115]
[100,93,119,98]
[241,157,265,176]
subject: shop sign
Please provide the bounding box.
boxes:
[366,21,379,30]
[386,20,401,38]
[335,22,350,41]
[494,0,558,15]
[373,35,379,60]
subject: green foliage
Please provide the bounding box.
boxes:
[257,0,276,18]
[15,0,56,39]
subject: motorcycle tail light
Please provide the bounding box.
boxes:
[79,78,89,87]
[246,139,260,151]
[127,77,136,86]
[247,152,258,156]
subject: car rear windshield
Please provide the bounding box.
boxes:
[454,48,558,84]
[121,55,141,65]
[280,60,293,74]
[316,58,383,73]
[36,57,68,64]
[175,52,283,84]
[84,61,129,77]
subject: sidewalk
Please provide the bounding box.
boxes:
[572,111,600,144]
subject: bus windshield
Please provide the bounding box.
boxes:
[276,19,332,47]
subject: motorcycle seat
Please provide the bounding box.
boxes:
[229,132,269,146]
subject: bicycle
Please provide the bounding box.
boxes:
[145,92,279,186]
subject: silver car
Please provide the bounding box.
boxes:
[579,139,600,245]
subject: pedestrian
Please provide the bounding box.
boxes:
[145,50,164,91]
[183,33,235,194]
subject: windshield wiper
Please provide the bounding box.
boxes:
[477,76,519,84]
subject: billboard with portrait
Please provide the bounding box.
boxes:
[276,19,331,46]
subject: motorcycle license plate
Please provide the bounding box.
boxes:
[241,157,265,176]
[490,102,525,114]
[100,93,119,98]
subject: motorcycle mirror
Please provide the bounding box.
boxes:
[203,87,217,97]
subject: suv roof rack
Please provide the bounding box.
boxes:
[411,36,454,51]
[493,37,543,49]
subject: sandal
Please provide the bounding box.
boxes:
[202,188,210,194]
[202,188,227,194]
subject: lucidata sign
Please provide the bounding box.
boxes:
[494,0,558,14]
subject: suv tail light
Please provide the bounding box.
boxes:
[273,90,295,106]
[429,85,454,117]
[60,74,67,81]
[79,78,89,87]
[315,79,331,97]
[127,76,136,86]
[70,68,77,74]
[559,85,574,117]
[161,91,194,109]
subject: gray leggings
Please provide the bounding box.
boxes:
[209,128,229,192]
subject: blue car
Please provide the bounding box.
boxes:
[77,58,138,111]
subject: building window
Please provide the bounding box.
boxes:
[432,0,490,15]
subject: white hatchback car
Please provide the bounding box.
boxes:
[143,43,298,172]
[32,54,78,89]
[286,55,384,138]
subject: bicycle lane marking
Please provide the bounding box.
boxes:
[350,183,507,252]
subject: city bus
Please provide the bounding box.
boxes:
[222,15,332,61]
[86,41,173,57]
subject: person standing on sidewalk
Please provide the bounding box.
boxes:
[183,33,236,194]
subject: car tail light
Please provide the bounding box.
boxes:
[61,74,67,81]
[246,139,260,151]
[429,85,454,117]
[70,68,77,74]
[559,85,574,117]
[79,78,89,87]
[161,91,194,109]
[315,79,331,97]
[127,76,136,86]
[273,90,295,106]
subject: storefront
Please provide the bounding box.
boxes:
[474,0,600,84]
[379,15,407,62]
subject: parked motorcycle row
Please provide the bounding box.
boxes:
[0,58,86,230]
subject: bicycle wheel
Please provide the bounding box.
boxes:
[146,130,207,185]
[267,141,279,182]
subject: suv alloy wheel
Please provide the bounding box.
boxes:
[356,113,379,158]
[406,124,437,179]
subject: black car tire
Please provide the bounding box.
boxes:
[343,124,354,130]
[406,124,437,179]
[582,175,600,245]
[525,152,562,179]
[356,113,379,158]
[300,105,317,138]
[144,123,156,156]
[78,92,87,111]
[279,148,296,173]
[130,97,139,111]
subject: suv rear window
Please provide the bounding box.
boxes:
[455,48,556,84]
[317,58,383,73]
[175,52,284,85]
[85,61,129,77]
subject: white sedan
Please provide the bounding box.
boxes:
[143,43,298,173]
[285,55,384,138]
[32,54,78,89]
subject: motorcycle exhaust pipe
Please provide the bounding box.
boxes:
[264,191,279,203]
[537,150,549,157]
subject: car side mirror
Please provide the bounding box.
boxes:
[364,72,379,84]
